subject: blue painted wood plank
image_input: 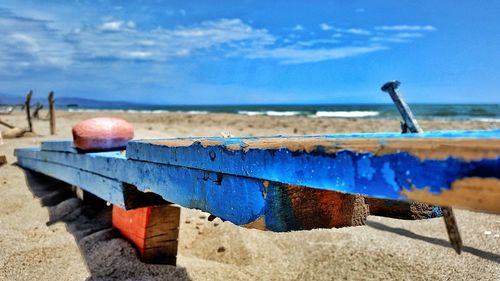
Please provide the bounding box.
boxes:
[41,139,125,153]
[126,130,500,202]
[16,154,127,208]
[14,128,500,223]
[17,147,324,230]
[41,140,79,153]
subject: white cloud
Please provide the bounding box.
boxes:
[375,25,436,31]
[296,38,339,47]
[68,18,276,62]
[100,20,135,31]
[0,8,437,71]
[320,23,333,31]
[122,51,153,59]
[370,32,426,43]
[0,9,73,73]
[292,24,304,31]
[370,36,408,43]
[179,9,186,16]
[247,45,387,64]
[343,28,370,35]
[395,32,423,38]
[100,20,123,31]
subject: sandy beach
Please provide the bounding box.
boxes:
[0,111,499,281]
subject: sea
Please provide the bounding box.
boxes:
[65,104,500,122]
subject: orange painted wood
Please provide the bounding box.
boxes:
[112,206,151,251]
[112,204,180,264]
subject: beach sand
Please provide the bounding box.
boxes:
[0,111,499,281]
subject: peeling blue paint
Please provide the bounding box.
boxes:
[382,162,398,192]
[14,129,500,229]
[357,156,375,180]
[127,134,499,200]
[15,147,268,226]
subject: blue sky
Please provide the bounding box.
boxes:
[0,1,499,104]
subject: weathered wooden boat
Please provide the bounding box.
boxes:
[14,129,500,230]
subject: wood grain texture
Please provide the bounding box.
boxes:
[112,205,180,264]
[134,130,499,160]
[14,129,500,229]
[364,198,441,219]
[402,177,500,214]
[15,155,166,210]
[16,147,375,230]
[127,130,499,206]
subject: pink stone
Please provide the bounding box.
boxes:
[72,117,134,151]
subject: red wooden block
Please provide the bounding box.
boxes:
[112,205,180,264]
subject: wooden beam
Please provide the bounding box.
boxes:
[112,205,180,265]
[126,130,500,213]
[15,147,370,230]
[16,155,166,210]
[17,156,128,208]
[14,129,500,228]
[41,140,79,153]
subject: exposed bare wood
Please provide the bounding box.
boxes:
[364,198,441,220]
[149,137,500,161]
[401,178,500,214]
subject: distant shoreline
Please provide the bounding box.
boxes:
[59,104,500,122]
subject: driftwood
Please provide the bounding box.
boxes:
[25,90,33,132]
[48,91,55,135]
[2,127,27,138]
[32,103,44,119]
[0,118,15,129]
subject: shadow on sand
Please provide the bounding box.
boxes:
[366,221,500,263]
[21,168,192,281]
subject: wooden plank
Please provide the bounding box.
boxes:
[126,130,500,213]
[364,198,442,219]
[17,156,167,210]
[41,140,80,153]
[16,156,128,208]
[112,205,180,265]
[15,147,369,230]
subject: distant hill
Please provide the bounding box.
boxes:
[0,93,149,109]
